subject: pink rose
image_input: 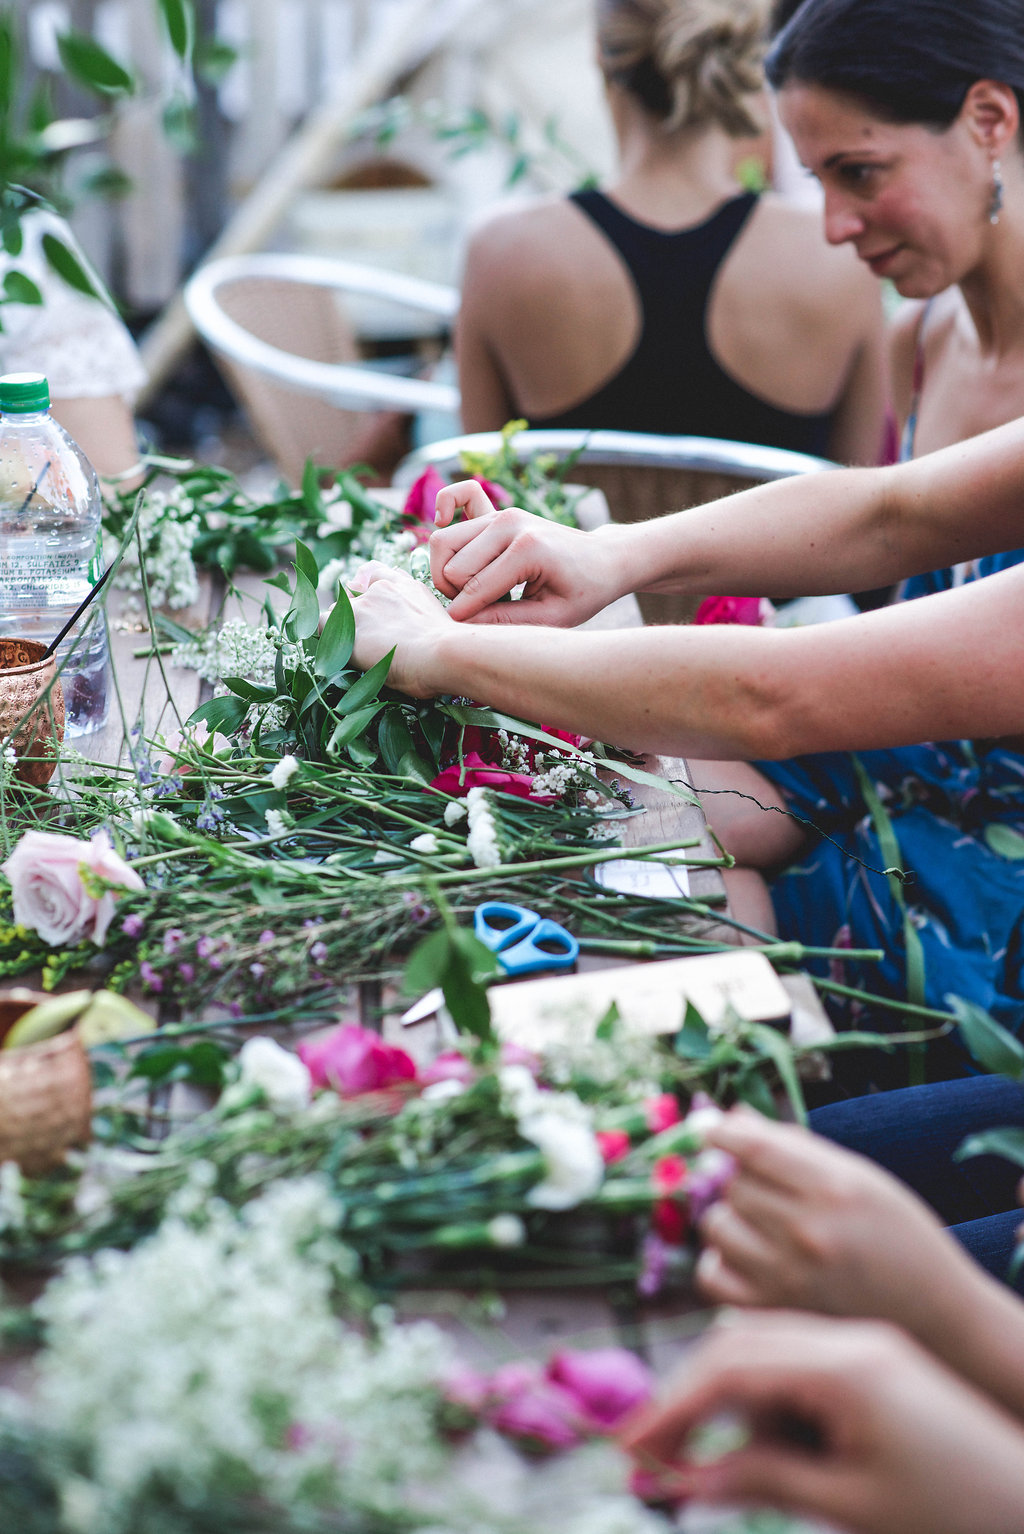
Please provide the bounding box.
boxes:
[421,1050,477,1088]
[2,829,144,948]
[546,1347,653,1429]
[693,594,774,627]
[155,720,230,777]
[472,476,509,509]
[488,1367,586,1451]
[402,467,446,538]
[297,1023,417,1095]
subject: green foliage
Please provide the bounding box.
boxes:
[948,994,1024,1080]
[56,30,135,96]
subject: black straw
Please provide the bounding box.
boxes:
[41,558,116,660]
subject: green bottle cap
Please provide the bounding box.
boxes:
[0,373,50,413]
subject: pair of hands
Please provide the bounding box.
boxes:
[619,1109,1024,1531]
[348,482,624,693]
[623,1310,1024,1534]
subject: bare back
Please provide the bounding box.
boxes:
[457,187,886,463]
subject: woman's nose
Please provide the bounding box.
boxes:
[823,190,866,247]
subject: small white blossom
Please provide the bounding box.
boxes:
[682,1103,725,1143]
[443,800,467,826]
[466,787,502,870]
[264,808,288,837]
[0,1159,26,1232]
[410,832,439,854]
[238,1037,312,1114]
[269,754,299,790]
[486,1214,525,1248]
[521,1114,604,1211]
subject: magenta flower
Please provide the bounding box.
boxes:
[693,594,773,626]
[421,1050,477,1088]
[473,476,509,509]
[402,466,446,537]
[488,1371,586,1452]
[596,1129,631,1165]
[429,753,556,802]
[546,1346,654,1429]
[644,1093,682,1133]
[297,1023,417,1095]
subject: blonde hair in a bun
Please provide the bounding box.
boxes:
[597,0,771,136]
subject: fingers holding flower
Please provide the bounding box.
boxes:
[349,566,454,698]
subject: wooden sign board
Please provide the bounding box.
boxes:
[489,949,792,1051]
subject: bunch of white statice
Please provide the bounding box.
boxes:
[318,529,439,605]
[109,488,201,611]
[170,617,280,688]
[466,786,504,869]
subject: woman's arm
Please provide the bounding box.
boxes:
[429,414,1024,624]
[621,1312,1024,1534]
[349,559,1024,759]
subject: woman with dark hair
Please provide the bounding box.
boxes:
[676,0,1024,1056]
[456,0,885,462]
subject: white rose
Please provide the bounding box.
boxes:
[238,1037,312,1114]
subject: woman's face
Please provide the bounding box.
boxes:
[779,83,993,297]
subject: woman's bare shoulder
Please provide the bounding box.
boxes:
[464,195,586,274]
[746,195,878,311]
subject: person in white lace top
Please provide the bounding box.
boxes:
[0,209,145,479]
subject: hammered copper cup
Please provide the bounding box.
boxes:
[0,989,92,1175]
[0,638,65,786]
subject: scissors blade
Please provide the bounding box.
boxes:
[400,987,445,1027]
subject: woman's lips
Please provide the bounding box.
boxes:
[862,245,903,276]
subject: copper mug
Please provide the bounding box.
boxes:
[0,638,65,787]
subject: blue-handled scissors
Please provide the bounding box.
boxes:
[473,901,579,978]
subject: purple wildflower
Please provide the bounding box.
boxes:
[140,961,163,994]
[163,928,185,955]
[121,914,145,939]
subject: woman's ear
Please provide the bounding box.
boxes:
[961,79,1021,156]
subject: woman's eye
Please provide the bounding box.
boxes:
[838,163,880,188]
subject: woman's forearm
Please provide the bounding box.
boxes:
[420,570,1024,758]
[613,417,1024,601]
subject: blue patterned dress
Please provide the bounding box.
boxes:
[757,310,1024,1057]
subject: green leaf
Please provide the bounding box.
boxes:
[596,1001,620,1041]
[293,539,320,590]
[301,459,324,519]
[314,590,357,679]
[40,233,103,301]
[196,36,239,85]
[156,0,195,60]
[403,929,449,995]
[162,93,197,153]
[346,736,378,769]
[336,649,393,711]
[264,572,292,594]
[57,30,135,96]
[954,1126,1024,1170]
[379,711,417,776]
[187,694,248,736]
[222,676,276,704]
[948,995,1024,1081]
[284,567,320,642]
[0,17,17,117]
[985,824,1024,861]
[749,1022,807,1125]
[733,1068,780,1119]
[326,705,382,759]
[2,271,42,306]
[396,749,435,786]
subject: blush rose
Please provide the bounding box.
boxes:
[2,829,145,948]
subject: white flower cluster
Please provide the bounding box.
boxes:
[31,1178,449,1529]
[499,1065,604,1211]
[110,488,201,611]
[466,786,503,869]
[531,748,603,807]
[0,1159,26,1233]
[237,1035,312,1114]
[170,617,281,688]
[497,728,531,774]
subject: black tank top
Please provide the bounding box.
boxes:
[529,189,833,457]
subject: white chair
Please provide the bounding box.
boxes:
[184,252,461,484]
[396,429,837,623]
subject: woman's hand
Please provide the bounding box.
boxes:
[348,564,454,698]
[694,1109,977,1336]
[429,480,630,625]
[622,1311,1024,1534]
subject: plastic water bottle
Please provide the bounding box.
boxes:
[0,372,109,735]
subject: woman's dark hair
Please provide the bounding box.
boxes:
[766,0,1024,130]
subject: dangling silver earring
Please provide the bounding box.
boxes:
[990,157,1005,225]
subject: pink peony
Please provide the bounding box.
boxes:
[546,1347,654,1429]
[154,720,230,777]
[596,1129,632,1165]
[297,1023,417,1095]
[2,829,144,948]
[693,594,773,627]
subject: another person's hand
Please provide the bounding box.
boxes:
[429,480,628,625]
[348,564,453,697]
[622,1311,1024,1534]
[694,1109,979,1345]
